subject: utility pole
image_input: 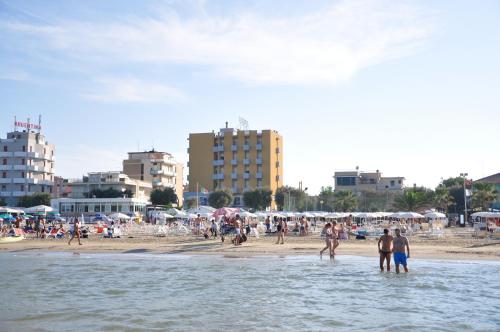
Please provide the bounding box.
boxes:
[460,173,468,227]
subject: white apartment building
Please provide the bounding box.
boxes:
[334,169,405,193]
[67,171,152,200]
[0,121,55,206]
[123,150,184,206]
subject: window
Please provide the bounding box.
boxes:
[398,180,402,184]
[84,205,89,213]
[2,159,6,165]
[1,185,5,190]
[22,146,26,152]
[390,180,395,187]
[111,205,117,212]
[29,146,32,152]
[21,159,25,165]
[95,205,101,212]
[244,179,249,189]
[369,179,375,184]
[337,177,356,186]
[257,180,262,188]
[20,185,24,191]
[234,197,241,205]
[2,172,5,178]
[21,172,25,178]
[3,146,6,152]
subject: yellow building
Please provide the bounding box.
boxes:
[188,123,283,208]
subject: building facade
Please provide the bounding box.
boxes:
[0,123,55,206]
[123,150,184,206]
[334,169,405,193]
[474,173,500,210]
[188,123,283,207]
[67,171,152,200]
[51,197,148,218]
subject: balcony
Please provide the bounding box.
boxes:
[231,144,238,152]
[243,159,250,165]
[0,192,10,197]
[164,170,176,177]
[150,168,164,175]
[232,187,238,193]
[0,178,12,184]
[0,152,13,157]
[275,147,280,154]
[231,173,238,179]
[276,175,281,181]
[256,172,263,179]
[243,173,250,179]
[212,145,224,152]
[14,151,39,158]
[231,159,238,166]
[0,165,12,171]
[152,179,163,186]
[212,173,224,180]
[12,191,26,197]
[212,160,224,166]
[256,143,262,150]
[243,144,250,151]
[256,158,262,165]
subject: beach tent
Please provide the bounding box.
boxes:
[24,205,54,214]
[109,213,131,220]
[0,207,23,214]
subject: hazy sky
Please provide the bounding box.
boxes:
[1,0,499,194]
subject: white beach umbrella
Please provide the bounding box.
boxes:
[424,212,446,219]
[24,205,54,213]
[109,213,131,220]
[240,211,257,218]
[391,212,424,219]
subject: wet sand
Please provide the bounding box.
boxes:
[2,230,499,260]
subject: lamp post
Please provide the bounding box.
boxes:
[304,187,308,212]
[320,200,324,212]
[460,173,468,227]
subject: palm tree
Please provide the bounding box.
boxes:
[393,190,431,212]
[472,183,498,210]
[333,190,358,212]
[433,186,454,213]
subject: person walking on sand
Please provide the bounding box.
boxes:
[68,218,82,245]
[275,218,285,244]
[393,229,410,274]
[233,215,242,246]
[378,229,394,271]
[331,221,340,255]
[320,223,333,257]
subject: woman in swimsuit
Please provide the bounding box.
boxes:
[320,223,333,257]
[331,221,339,255]
[275,219,284,244]
[68,218,82,245]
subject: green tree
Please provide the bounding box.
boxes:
[150,187,178,206]
[332,190,358,212]
[243,189,272,210]
[318,186,335,212]
[393,190,431,212]
[275,186,307,211]
[472,183,498,210]
[433,186,454,213]
[18,193,51,207]
[442,177,463,188]
[208,190,233,208]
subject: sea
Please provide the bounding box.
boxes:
[0,252,499,332]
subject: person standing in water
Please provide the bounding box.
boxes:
[68,218,82,245]
[331,221,339,255]
[377,229,394,271]
[275,218,285,244]
[320,223,333,257]
[392,229,410,273]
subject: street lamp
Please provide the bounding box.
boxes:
[459,173,468,226]
[320,200,324,212]
[304,187,308,212]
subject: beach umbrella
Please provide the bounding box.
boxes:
[0,207,23,214]
[24,205,54,214]
[424,212,446,219]
[213,207,240,219]
[239,211,257,218]
[390,212,424,219]
[109,213,131,220]
[0,214,15,221]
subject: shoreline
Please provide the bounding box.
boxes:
[2,235,499,261]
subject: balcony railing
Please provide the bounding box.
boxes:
[256,158,262,165]
[212,160,224,166]
[212,145,224,152]
[243,159,250,165]
[256,172,263,179]
[231,159,238,166]
[231,144,238,152]
[231,173,238,179]
[150,168,164,175]
[256,143,262,150]
[243,173,250,179]
[212,173,224,180]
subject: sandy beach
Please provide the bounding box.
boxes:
[2,229,499,260]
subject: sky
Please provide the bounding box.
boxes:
[0,0,499,195]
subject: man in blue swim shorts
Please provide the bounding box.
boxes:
[392,229,410,274]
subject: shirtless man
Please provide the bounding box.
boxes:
[392,229,410,274]
[377,229,394,271]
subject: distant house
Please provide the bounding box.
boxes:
[474,173,500,210]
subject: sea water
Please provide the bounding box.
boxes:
[0,252,499,332]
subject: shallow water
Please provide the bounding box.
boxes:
[0,252,499,332]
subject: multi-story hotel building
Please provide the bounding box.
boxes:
[0,120,55,206]
[334,168,405,193]
[123,150,184,206]
[188,123,283,207]
[51,171,152,218]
